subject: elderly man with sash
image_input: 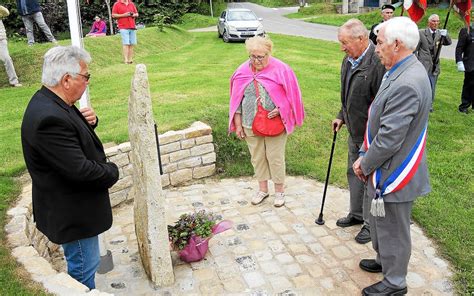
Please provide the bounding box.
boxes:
[353,17,431,295]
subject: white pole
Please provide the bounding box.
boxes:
[209,0,213,18]
[66,0,90,109]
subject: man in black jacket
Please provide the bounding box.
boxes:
[332,19,385,244]
[369,4,395,45]
[456,23,474,114]
[21,46,119,290]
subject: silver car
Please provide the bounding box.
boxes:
[217,8,265,42]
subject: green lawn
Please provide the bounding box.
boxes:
[289,7,466,35]
[0,23,473,294]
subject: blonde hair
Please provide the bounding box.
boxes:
[245,36,273,55]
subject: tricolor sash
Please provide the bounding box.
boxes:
[363,104,428,217]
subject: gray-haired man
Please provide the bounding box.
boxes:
[354,17,431,295]
[21,46,118,289]
[333,19,385,244]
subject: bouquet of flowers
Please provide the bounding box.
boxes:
[168,210,232,262]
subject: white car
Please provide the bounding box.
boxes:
[217,8,265,42]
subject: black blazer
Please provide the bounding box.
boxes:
[21,86,119,244]
[455,25,474,72]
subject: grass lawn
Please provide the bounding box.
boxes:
[0,22,473,294]
[288,7,466,35]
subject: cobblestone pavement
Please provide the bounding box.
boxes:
[95,176,453,295]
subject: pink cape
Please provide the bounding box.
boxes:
[228,57,305,135]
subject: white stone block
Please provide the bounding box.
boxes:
[184,122,212,139]
[195,135,213,145]
[108,153,130,168]
[177,157,202,169]
[110,189,129,207]
[190,143,214,156]
[104,145,119,157]
[160,154,170,165]
[181,138,195,149]
[159,130,184,145]
[170,169,192,185]
[118,142,132,153]
[109,175,133,193]
[169,149,191,163]
[41,272,89,294]
[122,164,133,176]
[193,164,215,179]
[161,174,170,187]
[202,152,216,164]
[7,206,28,217]
[160,141,181,155]
[163,163,178,174]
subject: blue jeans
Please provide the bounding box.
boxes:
[62,236,100,290]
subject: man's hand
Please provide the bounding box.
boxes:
[457,61,465,72]
[439,29,447,37]
[80,107,97,126]
[235,125,246,140]
[267,107,280,119]
[353,156,367,183]
[331,118,343,132]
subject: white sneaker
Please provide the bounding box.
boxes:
[274,192,285,207]
[251,191,269,205]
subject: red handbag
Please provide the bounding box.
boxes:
[251,79,285,137]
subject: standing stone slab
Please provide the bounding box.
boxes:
[128,64,174,286]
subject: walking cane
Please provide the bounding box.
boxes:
[315,131,337,225]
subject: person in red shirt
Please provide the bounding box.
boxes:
[112,0,138,64]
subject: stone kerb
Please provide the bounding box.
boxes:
[104,121,216,208]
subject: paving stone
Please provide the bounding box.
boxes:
[268,240,286,253]
[269,276,293,291]
[270,222,290,234]
[288,244,308,254]
[306,264,324,278]
[308,243,326,255]
[319,235,341,247]
[295,254,315,264]
[223,276,247,293]
[406,271,426,288]
[332,245,353,259]
[285,263,303,277]
[260,261,282,274]
[292,274,313,288]
[275,252,294,264]
[235,255,257,271]
[254,250,273,262]
[243,271,266,288]
[193,268,216,281]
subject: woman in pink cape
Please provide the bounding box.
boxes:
[229,36,304,207]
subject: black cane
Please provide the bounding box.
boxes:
[315,131,337,225]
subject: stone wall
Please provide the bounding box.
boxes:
[106,121,216,208]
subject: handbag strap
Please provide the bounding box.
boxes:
[253,78,263,105]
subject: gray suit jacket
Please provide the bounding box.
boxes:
[415,28,452,75]
[361,55,431,203]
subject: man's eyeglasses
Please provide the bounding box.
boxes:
[74,73,91,81]
[249,54,267,62]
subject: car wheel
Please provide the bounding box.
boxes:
[223,30,230,43]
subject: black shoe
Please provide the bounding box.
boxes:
[336,216,363,228]
[359,259,382,273]
[362,281,407,295]
[355,225,371,244]
[459,108,469,114]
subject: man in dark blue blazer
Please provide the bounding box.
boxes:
[21,46,119,290]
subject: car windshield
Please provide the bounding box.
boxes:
[227,11,257,21]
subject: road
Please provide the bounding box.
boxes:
[224,2,456,60]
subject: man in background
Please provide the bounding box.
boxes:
[333,19,385,244]
[21,46,118,290]
[416,14,452,110]
[16,0,57,45]
[0,5,22,87]
[455,22,474,114]
[112,0,138,64]
[369,4,395,45]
